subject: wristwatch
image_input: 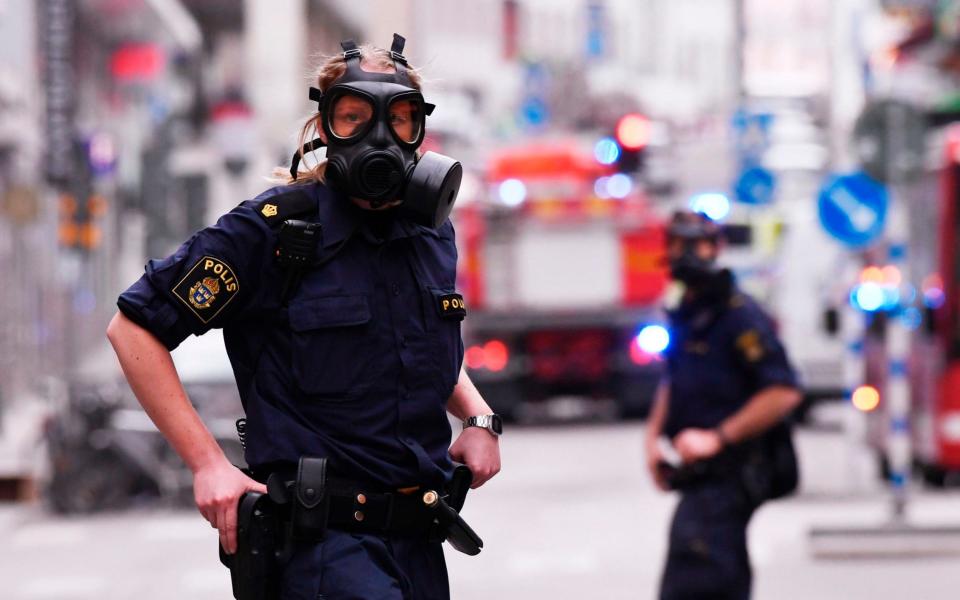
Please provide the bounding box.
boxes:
[463,414,503,437]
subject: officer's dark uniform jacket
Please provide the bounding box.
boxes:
[117,182,463,491]
[658,270,798,600]
[663,270,796,442]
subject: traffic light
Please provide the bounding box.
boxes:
[614,113,649,173]
[58,140,105,252]
[58,193,104,251]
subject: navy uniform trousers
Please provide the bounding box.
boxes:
[659,480,756,600]
[281,531,448,600]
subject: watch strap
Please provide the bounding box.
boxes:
[463,414,501,436]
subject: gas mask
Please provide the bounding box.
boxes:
[289,35,462,230]
[668,241,718,287]
[666,215,721,288]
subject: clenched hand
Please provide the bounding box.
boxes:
[449,427,501,488]
[193,458,268,554]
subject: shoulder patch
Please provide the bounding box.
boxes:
[735,329,765,363]
[255,190,316,227]
[171,256,240,323]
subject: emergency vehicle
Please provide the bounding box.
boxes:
[911,126,960,485]
[859,125,960,486]
[454,141,668,420]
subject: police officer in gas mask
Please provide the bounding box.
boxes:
[644,211,801,600]
[108,35,501,600]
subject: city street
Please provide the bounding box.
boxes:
[4,1,960,599]
[2,421,958,600]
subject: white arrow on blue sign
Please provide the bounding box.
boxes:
[817,171,888,248]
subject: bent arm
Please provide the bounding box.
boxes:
[717,385,801,445]
[106,311,225,473]
[107,311,267,553]
[446,368,500,488]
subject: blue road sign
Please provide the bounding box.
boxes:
[817,172,888,248]
[732,109,774,163]
[586,2,606,59]
[519,62,549,128]
[734,166,776,205]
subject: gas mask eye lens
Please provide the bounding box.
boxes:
[329,94,374,139]
[388,97,423,144]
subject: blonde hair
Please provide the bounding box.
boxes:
[274,43,424,184]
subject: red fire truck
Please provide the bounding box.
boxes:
[454,141,668,420]
[862,125,960,485]
[913,125,960,484]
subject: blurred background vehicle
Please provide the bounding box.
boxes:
[459,138,668,421]
[43,332,244,514]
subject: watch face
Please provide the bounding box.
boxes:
[491,414,503,435]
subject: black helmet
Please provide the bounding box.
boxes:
[666,210,722,242]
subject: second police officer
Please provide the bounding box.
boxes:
[107,36,501,599]
[645,211,802,600]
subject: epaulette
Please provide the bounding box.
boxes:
[254,190,316,227]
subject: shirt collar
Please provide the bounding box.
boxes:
[312,183,438,247]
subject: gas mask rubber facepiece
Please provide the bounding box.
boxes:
[289,34,462,230]
[665,213,722,289]
[668,241,718,288]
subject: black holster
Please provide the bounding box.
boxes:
[219,492,283,600]
[431,464,483,556]
[218,458,330,600]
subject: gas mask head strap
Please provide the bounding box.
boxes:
[310,36,434,116]
[290,35,436,181]
[289,137,326,181]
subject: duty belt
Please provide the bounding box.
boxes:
[220,457,483,600]
[273,471,439,539]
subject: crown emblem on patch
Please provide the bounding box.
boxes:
[188,276,221,309]
[261,203,278,218]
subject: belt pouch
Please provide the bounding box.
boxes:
[291,457,329,541]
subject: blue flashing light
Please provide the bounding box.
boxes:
[900,307,922,330]
[607,173,632,199]
[902,284,917,305]
[594,137,621,165]
[689,192,731,221]
[881,286,900,311]
[499,178,527,207]
[852,283,885,312]
[636,325,670,354]
[594,176,611,199]
[924,287,945,309]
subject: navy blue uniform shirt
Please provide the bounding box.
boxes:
[117,182,464,490]
[663,271,797,439]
